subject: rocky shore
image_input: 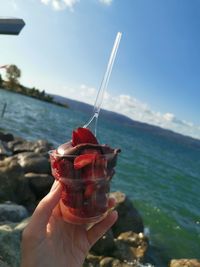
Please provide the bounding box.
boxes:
[0,131,199,267]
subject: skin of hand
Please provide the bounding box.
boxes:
[21,181,118,267]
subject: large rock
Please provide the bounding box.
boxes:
[84,254,103,267]
[99,257,133,267]
[0,259,10,267]
[0,132,14,142]
[11,140,36,154]
[0,218,29,267]
[25,172,54,199]
[99,257,121,267]
[0,157,24,202]
[15,176,36,212]
[16,152,51,173]
[33,140,52,154]
[110,192,144,236]
[7,138,52,155]
[0,141,12,159]
[7,137,25,152]
[0,202,28,222]
[170,259,200,267]
[113,231,148,262]
[91,230,115,255]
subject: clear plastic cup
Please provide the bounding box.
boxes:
[49,150,117,225]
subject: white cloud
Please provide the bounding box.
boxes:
[62,84,97,104]
[41,0,50,4]
[99,0,113,6]
[61,84,200,140]
[40,0,113,10]
[163,112,175,122]
[40,0,79,11]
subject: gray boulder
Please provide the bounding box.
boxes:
[91,229,115,255]
[9,140,35,154]
[7,138,51,155]
[0,218,29,267]
[7,137,25,152]
[0,259,11,267]
[25,172,54,198]
[15,176,36,212]
[0,157,24,202]
[0,202,28,222]
[16,152,51,173]
[0,141,12,158]
[33,139,52,154]
[0,132,14,142]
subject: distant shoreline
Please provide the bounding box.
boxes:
[0,83,68,108]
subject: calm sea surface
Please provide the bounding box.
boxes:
[0,89,200,266]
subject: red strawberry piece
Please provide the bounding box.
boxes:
[81,164,102,180]
[80,154,107,180]
[74,154,96,169]
[54,159,74,179]
[81,165,93,180]
[61,183,73,207]
[73,193,84,209]
[62,191,73,207]
[84,183,96,198]
[72,130,82,146]
[62,189,83,209]
[72,127,98,146]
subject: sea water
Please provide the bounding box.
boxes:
[0,89,200,266]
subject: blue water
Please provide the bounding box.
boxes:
[0,89,200,265]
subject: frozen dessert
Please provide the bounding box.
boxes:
[49,127,120,224]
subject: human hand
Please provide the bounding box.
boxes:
[21,181,118,267]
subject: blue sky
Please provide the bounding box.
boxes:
[0,0,200,139]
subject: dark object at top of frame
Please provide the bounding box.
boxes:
[0,18,25,35]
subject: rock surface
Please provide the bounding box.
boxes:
[24,172,54,198]
[0,157,24,202]
[110,191,144,235]
[170,259,200,267]
[0,219,29,267]
[0,259,11,267]
[91,230,115,255]
[16,152,50,173]
[113,231,148,261]
[0,133,54,211]
[0,202,28,222]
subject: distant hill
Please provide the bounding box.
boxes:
[52,94,200,149]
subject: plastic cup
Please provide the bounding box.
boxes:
[49,150,117,225]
